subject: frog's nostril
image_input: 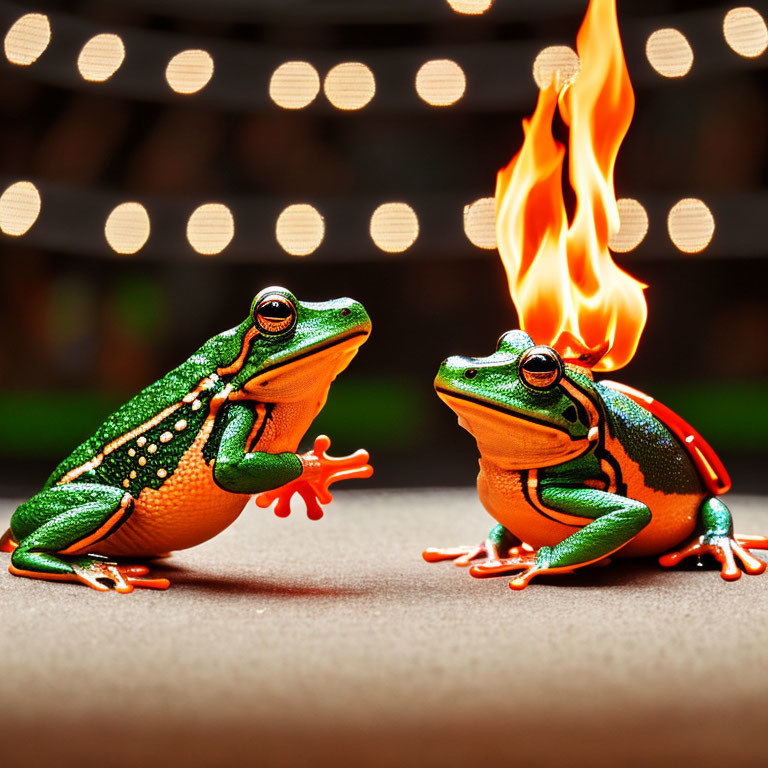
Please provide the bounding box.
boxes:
[464,368,478,380]
[340,308,351,317]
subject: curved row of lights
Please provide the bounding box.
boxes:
[0,181,715,257]
[3,8,766,111]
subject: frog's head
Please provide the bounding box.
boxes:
[222,286,371,402]
[435,330,601,469]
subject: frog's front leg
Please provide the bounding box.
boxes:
[423,524,527,567]
[471,489,651,590]
[8,483,169,592]
[659,497,767,580]
[214,404,371,519]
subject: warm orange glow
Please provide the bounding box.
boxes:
[495,0,646,372]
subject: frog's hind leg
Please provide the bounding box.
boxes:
[659,497,767,580]
[9,483,169,592]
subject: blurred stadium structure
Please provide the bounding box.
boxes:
[0,0,766,491]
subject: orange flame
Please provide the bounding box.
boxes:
[495,0,646,371]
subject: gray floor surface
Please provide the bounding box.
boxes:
[1,489,768,768]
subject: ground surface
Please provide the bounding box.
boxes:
[1,489,768,768]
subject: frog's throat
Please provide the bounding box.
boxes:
[435,387,598,470]
[238,331,369,400]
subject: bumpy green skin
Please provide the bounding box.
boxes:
[436,330,730,572]
[9,287,371,580]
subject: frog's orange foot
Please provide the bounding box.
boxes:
[255,435,372,520]
[659,535,767,581]
[469,553,574,590]
[0,528,18,553]
[423,540,533,567]
[73,561,171,592]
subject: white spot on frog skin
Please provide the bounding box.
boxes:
[588,426,600,442]
[148,444,157,453]
[157,468,167,479]
[137,436,147,447]
[139,457,147,466]
[128,448,136,457]
[192,400,202,411]
[122,479,130,488]
[175,420,187,431]
[130,470,137,479]
[160,432,173,443]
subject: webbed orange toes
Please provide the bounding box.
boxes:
[735,534,768,551]
[659,535,767,581]
[469,552,538,579]
[72,561,170,592]
[423,539,500,567]
[256,435,373,520]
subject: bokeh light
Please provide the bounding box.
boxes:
[187,203,234,255]
[463,198,497,249]
[646,29,694,78]
[166,49,214,95]
[723,7,768,58]
[608,199,649,253]
[446,0,494,14]
[4,13,51,66]
[415,59,466,106]
[269,61,321,109]
[276,204,325,256]
[77,33,125,83]
[532,46,580,90]
[324,62,376,111]
[105,202,150,254]
[668,198,715,254]
[370,203,419,253]
[0,181,41,236]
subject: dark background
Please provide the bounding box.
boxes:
[0,0,766,493]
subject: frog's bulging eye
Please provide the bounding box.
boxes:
[519,347,563,390]
[254,295,297,335]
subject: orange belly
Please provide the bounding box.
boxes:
[91,413,250,558]
[478,449,703,558]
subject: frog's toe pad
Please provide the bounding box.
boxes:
[659,535,767,580]
[73,561,170,592]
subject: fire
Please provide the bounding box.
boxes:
[495,0,646,372]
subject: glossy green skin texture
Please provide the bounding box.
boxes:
[9,287,371,579]
[436,330,731,572]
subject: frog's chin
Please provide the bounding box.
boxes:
[439,389,595,470]
[240,332,368,402]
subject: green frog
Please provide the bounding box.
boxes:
[424,330,767,590]
[1,287,372,592]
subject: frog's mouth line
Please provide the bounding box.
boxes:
[251,330,370,381]
[435,386,591,443]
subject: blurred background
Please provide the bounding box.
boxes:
[0,0,766,494]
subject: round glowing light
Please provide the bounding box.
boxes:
[667,198,715,254]
[723,7,768,58]
[105,202,150,255]
[646,29,694,78]
[609,199,649,253]
[0,181,41,236]
[165,49,214,95]
[187,203,234,255]
[415,59,466,107]
[463,197,497,249]
[323,62,375,111]
[77,33,125,82]
[4,13,51,66]
[276,204,325,256]
[370,203,419,254]
[269,61,321,109]
[532,46,581,90]
[446,0,494,14]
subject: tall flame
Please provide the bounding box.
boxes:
[495,0,646,372]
